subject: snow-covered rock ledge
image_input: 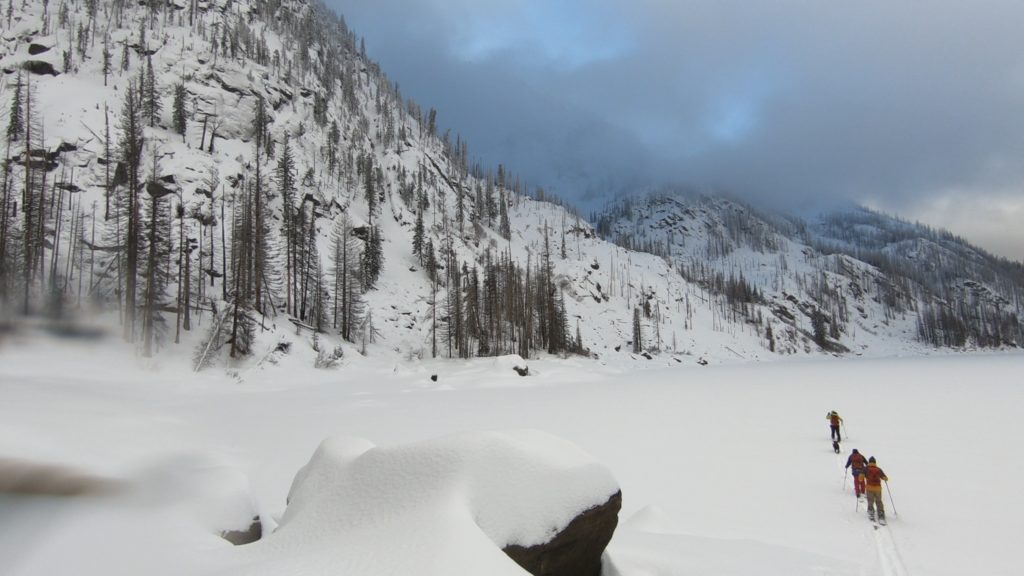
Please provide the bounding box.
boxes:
[233,431,621,575]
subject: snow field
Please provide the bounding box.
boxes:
[1,329,1022,575]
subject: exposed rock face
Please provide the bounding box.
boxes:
[221,516,262,545]
[503,490,622,576]
[22,60,59,76]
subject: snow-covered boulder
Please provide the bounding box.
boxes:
[136,455,262,546]
[492,354,531,376]
[242,431,620,576]
[504,489,621,576]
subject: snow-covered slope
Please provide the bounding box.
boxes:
[1,0,1019,374]
[594,189,1024,356]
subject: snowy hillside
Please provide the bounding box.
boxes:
[1,0,1020,375]
[594,189,1024,356]
[3,2,1024,576]
[0,0,817,369]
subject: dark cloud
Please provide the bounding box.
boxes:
[328,0,1024,260]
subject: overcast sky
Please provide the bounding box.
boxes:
[327,0,1024,261]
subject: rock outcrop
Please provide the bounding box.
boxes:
[504,490,622,576]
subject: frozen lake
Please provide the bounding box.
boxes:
[2,332,1021,576]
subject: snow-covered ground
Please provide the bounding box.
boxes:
[1,326,1021,576]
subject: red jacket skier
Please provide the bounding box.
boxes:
[845,448,867,497]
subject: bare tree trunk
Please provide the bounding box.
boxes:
[0,138,12,302]
[184,234,191,331]
[104,105,111,220]
[209,188,215,289]
[88,202,97,304]
[253,147,263,313]
[142,193,159,357]
[221,185,227,301]
[175,200,184,344]
[22,79,33,314]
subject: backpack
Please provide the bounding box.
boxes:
[865,466,885,486]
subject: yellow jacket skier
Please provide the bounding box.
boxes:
[864,457,889,524]
[826,410,843,442]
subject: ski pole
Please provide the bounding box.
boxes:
[885,480,898,517]
[842,422,849,441]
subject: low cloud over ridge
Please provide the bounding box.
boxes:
[330,0,1024,260]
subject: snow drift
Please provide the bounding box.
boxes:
[227,431,621,575]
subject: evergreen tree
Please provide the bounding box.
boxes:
[813,310,828,348]
[485,178,496,226]
[18,75,42,313]
[1,73,25,305]
[499,191,510,240]
[143,55,161,127]
[412,202,425,261]
[141,173,175,357]
[361,225,383,289]
[427,240,439,357]
[101,36,111,86]
[119,80,145,341]
[120,41,130,72]
[327,121,340,178]
[250,96,270,314]
[275,133,297,312]
[76,21,88,60]
[363,153,376,220]
[297,202,322,324]
[6,72,23,142]
[227,175,265,358]
[632,307,643,354]
[560,214,567,260]
[172,83,187,140]
[252,95,270,155]
[456,180,465,235]
[329,214,364,341]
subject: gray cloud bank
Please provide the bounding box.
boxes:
[328,0,1024,260]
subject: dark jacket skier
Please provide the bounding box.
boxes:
[845,449,868,496]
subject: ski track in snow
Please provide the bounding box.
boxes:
[833,440,909,576]
[873,526,909,576]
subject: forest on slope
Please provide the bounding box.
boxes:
[1,0,1019,371]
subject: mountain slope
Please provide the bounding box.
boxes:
[593,188,1023,354]
[1,0,1018,372]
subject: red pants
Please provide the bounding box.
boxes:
[853,471,866,496]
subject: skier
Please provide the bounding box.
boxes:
[825,410,843,442]
[864,456,889,524]
[844,448,868,498]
